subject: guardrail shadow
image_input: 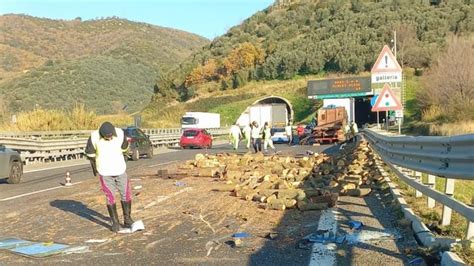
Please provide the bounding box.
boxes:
[50,199,110,229]
[334,188,418,265]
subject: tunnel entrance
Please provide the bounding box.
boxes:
[255,97,293,122]
[236,96,294,128]
[354,97,385,127]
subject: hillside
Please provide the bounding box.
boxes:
[0,14,208,115]
[142,75,324,128]
[146,0,472,116]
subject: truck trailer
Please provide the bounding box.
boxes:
[237,104,288,127]
[181,112,220,129]
[300,106,348,144]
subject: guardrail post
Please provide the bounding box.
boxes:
[441,178,455,226]
[414,171,423,198]
[467,220,474,240]
[427,174,436,208]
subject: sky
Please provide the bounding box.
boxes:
[0,0,274,39]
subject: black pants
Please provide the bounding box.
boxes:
[251,138,262,153]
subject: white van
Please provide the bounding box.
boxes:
[181,112,220,129]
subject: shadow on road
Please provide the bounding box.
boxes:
[50,199,110,229]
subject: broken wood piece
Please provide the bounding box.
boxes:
[346,188,372,197]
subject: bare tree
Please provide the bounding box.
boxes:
[394,23,417,68]
[419,36,474,121]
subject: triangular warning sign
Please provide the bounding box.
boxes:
[371,84,402,111]
[371,45,402,73]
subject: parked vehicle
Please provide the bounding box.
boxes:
[300,107,348,144]
[237,104,288,128]
[271,127,289,143]
[0,144,23,184]
[179,129,213,149]
[181,112,220,129]
[122,127,153,161]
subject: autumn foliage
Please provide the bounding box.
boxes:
[185,42,264,87]
[222,42,265,76]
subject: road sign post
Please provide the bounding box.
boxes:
[371,84,402,132]
[371,45,403,132]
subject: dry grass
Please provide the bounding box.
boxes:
[429,121,474,136]
[0,104,133,131]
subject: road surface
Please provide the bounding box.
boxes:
[0,142,418,265]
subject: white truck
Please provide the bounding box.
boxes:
[237,104,288,127]
[181,112,220,129]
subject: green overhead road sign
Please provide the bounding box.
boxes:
[307,76,372,99]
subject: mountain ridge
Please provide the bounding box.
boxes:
[0,14,209,116]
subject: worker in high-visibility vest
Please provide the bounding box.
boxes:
[262,122,276,153]
[229,123,242,150]
[85,122,134,233]
[242,123,252,150]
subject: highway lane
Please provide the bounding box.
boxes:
[0,141,418,265]
[0,143,335,202]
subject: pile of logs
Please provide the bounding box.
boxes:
[179,140,384,211]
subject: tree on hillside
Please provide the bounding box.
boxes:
[394,23,418,67]
[222,42,264,76]
[418,36,474,121]
[184,59,218,87]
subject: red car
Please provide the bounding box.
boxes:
[179,128,213,149]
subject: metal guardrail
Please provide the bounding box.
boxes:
[363,128,474,239]
[0,127,229,164]
[364,130,474,180]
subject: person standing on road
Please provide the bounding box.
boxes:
[85,121,134,233]
[285,122,293,146]
[295,124,305,144]
[350,121,359,142]
[229,123,242,150]
[344,122,352,143]
[262,122,276,153]
[242,123,252,150]
[250,121,262,153]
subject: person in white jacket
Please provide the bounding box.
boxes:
[250,121,262,153]
[284,122,293,146]
[242,123,252,150]
[85,122,133,233]
[229,123,242,150]
[262,122,276,153]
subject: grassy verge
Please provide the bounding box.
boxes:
[403,68,422,124]
[142,76,321,128]
[385,166,474,262]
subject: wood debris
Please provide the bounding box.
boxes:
[178,140,383,211]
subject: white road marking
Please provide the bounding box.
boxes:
[147,160,178,168]
[0,181,84,202]
[309,208,339,266]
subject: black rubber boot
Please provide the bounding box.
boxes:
[107,204,120,232]
[121,200,134,228]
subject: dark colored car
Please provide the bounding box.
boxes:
[122,127,153,161]
[0,144,23,184]
[179,128,213,149]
